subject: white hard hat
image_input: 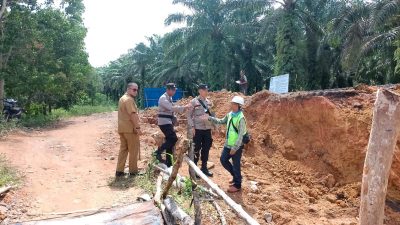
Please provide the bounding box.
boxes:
[231,96,244,105]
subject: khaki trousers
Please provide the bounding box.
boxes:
[116,133,140,173]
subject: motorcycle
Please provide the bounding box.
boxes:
[3,99,23,121]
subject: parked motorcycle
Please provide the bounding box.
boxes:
[3,99,23,121]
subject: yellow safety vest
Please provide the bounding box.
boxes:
[226,111,246,146]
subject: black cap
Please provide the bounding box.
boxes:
[166,83,177,90]
[198,84,209,90]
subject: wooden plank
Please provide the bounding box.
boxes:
[359,89,400,225]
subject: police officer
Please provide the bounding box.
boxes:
[155,83,191,167]
[116,83,141,178]
[188,84,214,177]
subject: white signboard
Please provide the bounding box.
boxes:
[269,74,289,94]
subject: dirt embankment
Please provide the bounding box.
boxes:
[144,87,400,225]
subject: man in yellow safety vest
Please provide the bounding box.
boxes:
[201,96,247,193]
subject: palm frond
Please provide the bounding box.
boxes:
[165,13,189,26]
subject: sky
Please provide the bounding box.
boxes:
[83,0,186,67]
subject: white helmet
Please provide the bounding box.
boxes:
[231,96,244,106]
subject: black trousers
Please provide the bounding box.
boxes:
[158,124,178,167]
[193,129,212,168]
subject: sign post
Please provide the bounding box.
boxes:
[269,74,289,94]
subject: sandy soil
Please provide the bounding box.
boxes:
[0,112,155,223]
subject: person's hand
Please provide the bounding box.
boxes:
[184,103,192,111]
[200,114,209,121]
[230,149,236,155]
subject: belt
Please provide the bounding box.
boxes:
[158,114,174,119]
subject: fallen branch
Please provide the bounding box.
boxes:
[155,164,219,198]
[164,196,194,225]
[0,185,16,195]
[154,174,163,206]
[184,156,260,225]
[162,140,189,198]
[359,89,400,225]
[211,200,227,225]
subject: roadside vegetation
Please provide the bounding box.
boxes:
[0,93,116,133]
[0,154,20,187]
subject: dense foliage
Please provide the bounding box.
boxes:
[100,0,400,103]
[0,0,99,115]
[1,0,399,113]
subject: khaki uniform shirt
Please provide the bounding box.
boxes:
[188,96,214,130]
[118,93,139,133]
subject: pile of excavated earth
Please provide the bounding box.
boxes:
[141,85,400,225]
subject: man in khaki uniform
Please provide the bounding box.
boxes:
[116,83,141,178]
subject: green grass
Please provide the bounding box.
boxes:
[0,154,20,187]
[0,120,18,136]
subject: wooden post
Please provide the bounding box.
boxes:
[184,156,260,225]
[359,89,400,225]
[188,138,202,225]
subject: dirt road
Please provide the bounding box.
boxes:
[0,112,153,222]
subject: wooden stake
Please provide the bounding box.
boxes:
[188,138,202,225]
[359,89,400,225]
[184,156,260,225]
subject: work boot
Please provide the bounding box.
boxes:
[227,185,241,193]
[201,167,213,177]
[115,171,125,178]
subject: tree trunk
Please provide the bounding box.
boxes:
[0,79,4,112]
[359,89,400,225]
[163,197,194,225]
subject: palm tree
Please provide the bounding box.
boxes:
[334,0,400,84]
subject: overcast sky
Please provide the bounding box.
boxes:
[83,0,186,67]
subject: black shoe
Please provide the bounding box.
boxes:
[115,171,125,177]
[153,150,165,164]
[201,168,213,177]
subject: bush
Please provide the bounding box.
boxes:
[0,119,18,136]
[20,114,60,128]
